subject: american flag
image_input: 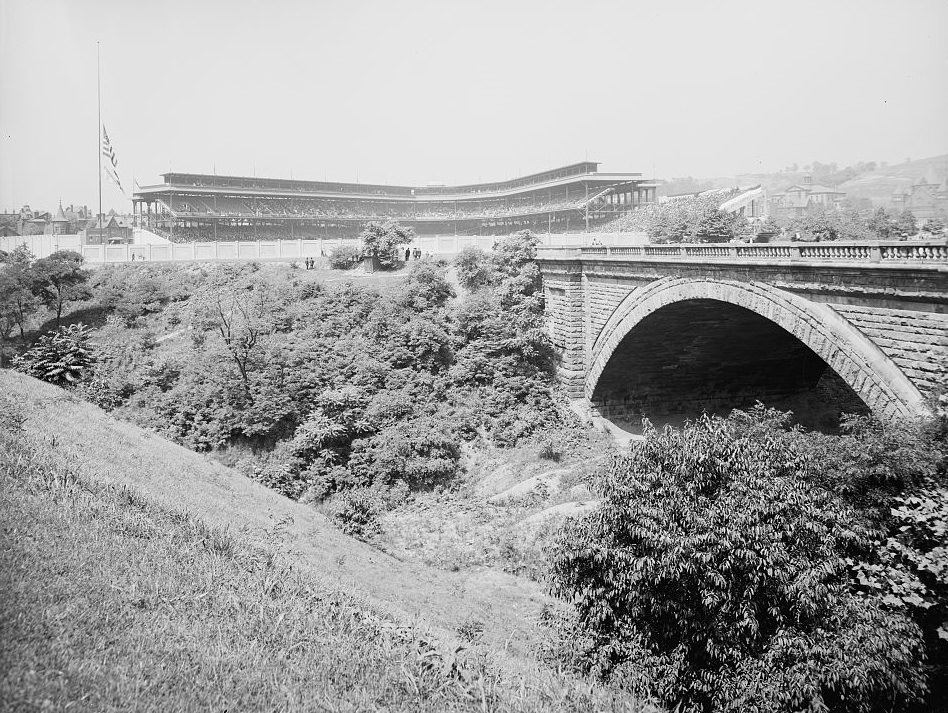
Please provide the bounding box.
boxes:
[101,124,125,195]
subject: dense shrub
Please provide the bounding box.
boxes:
[328,244,361,269]
[348,419,461,490]
[454,247,496,290]
[728,404,948,707]
[14,323,95,386]
[548,415,928,712]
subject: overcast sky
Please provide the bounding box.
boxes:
[1,0,946,212]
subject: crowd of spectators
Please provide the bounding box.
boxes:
[165,194,591,223]
[152,192,616,243]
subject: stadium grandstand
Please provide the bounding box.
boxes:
[132,162,657,242]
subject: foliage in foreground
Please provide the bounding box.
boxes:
[548,413,933,713]
[0,401,654,713]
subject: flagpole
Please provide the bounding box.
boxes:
[97,41,102,233]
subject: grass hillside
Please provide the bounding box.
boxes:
[0,369,655,712]
[838,154,948,205]
[681,154,948,207]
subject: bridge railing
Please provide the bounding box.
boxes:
[537,240,948,264]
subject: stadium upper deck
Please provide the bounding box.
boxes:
[132,162,657,241]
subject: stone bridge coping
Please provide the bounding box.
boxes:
[537,240,948,267]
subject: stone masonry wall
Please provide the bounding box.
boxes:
[832,305,948,396]
[586,279,639,345]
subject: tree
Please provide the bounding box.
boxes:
[454,247,497,290]
[30,250,91,327]
[896,210,918,237]
[1,243,36,267]
[0,272,18,367]
[0,263,37,342]
[359,221,415,269]
[606,191,751,243]
[868,207,897,239]
[922,215,946,236]
[190,277,284,395]
[548,416,927,712]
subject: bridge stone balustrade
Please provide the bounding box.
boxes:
[537,241,948,422]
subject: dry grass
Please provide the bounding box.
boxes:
[0,371,658,712]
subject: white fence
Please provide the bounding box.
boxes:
[0,234,85,260]
[1,231,646,264]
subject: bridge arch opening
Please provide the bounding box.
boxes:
[582,276,933,433]
[590,298,870,432]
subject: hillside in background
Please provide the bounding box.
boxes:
[838,154,948,205]
[658,153,948,207]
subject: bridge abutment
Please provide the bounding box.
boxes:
[541,263,587,396]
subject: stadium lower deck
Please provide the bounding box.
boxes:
[132,162,657,241]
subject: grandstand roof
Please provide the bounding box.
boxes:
[134,162,652,203]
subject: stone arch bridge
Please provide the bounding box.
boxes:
[537,242,948,425]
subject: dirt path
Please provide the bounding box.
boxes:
[1,370,554,661]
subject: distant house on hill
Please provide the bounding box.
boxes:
[891,170,948,220]
[769,175,845,218]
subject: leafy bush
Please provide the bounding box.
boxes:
[454,247,496,290]
[330,488,384,538]
[14,323,96,386]
[728,404,948,707]
[348,419,461,490]
[548,415,927,712]
[329,244,361,270]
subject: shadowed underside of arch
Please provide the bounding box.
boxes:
[587,277,929,421]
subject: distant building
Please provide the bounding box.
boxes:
[0,210,18,237]
[769,175,845,218]
[891,171,948,220]
[0,203,93,236]
[85,212,132,244]
[49,203,71,235]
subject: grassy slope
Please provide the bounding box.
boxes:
[838,154,948,204]
[0,370,655,711]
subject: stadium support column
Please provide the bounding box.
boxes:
[585,183,589,232]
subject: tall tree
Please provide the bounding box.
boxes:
[896,210,918,237]
[0,263,38,341]
[190,275,285,395]
[30,250,91,327]
[359,221,415,269]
